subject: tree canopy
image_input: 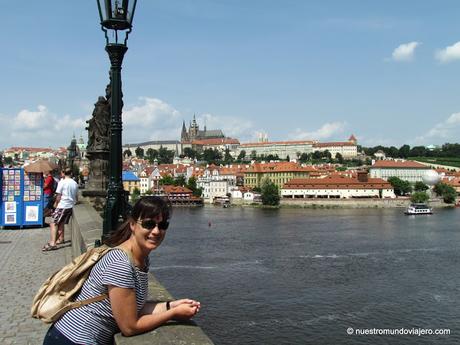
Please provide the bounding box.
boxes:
[237,150,246,161]
[414,181,429,192]
[261,179,280,206]
[362,143,460,159]
[135,146,144,158]
[123,149,132,158]
[410,191,429,204]
[387,177,412,196]
[433,182,457,204]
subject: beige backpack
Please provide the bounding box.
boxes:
[31,245,114,323]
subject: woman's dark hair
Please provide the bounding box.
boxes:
[105,196,172,247]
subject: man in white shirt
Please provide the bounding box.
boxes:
[42,168,78,252]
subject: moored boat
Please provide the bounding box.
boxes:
[404,203,432,215]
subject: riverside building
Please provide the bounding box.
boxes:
[243,162,318,189]
[281,172,395,199]
[369,160,431,183]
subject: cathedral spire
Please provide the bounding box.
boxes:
[181,120,189,142]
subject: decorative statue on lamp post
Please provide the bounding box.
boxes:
[96,0,138,242]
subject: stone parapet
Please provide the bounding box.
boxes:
[69,198,214,345]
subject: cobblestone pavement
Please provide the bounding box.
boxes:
[0,226,71,345]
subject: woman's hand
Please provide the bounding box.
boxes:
[170,299,200,309]
[170,299,201,320]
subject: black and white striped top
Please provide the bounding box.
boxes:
[55,249,149,345]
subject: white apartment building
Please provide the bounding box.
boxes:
[200,180,231,203]
[197,166,235,202]
[312,141,358,159]
[138,169,150,194]
[369,160,430,183]
[238,140,316,159]
[238,135,358,160]
[137,167,161,194]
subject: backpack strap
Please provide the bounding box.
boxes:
[114,245,139,269]
[52,294,109,321]
[70,294,108,308]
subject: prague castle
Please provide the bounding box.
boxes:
[180,115,225,143]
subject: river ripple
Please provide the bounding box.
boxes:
[150,207,460,345]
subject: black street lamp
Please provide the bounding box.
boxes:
[96,0,138,242]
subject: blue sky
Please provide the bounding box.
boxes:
[1,0,460,150]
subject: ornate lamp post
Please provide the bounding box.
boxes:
[96,0,138,242]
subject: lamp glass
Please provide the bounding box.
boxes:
[97,0,137,31]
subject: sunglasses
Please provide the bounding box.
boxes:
[136,219,169,231]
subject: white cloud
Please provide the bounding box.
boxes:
[124,97,180,127]
[0,105,86,149]
[391,41,420,62]
[122,98,256,144]
[415,112,460,144]
[288,122,346,141]
[122,97,182,143]
[0,98,258,150]
[197,113,254,141]
[435,42,460,63]
[14,105,48,130]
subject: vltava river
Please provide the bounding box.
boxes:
[150,206,460,344]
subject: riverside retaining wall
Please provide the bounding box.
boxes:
[280,198,447,208]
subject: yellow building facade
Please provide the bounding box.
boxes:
[243,162,316,189]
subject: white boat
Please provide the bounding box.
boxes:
[404,203,432,215]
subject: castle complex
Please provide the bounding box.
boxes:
[180,115,225,143]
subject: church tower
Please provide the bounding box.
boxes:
[189,114,199,141]
[348,134,357,145]
[181,120,189,142]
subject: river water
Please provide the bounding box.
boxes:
[150,206,460,344]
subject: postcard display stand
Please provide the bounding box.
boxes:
[0,168,44,227]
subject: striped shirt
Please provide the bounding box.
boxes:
[55,249,149,345]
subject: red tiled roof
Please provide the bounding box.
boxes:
[444,177,460,187]
[371,160,429,169]
[245,162,317,173]
[192,138,240,145]
[313,142,356,147]
[5,147,54,152]
[162,185,193,194]
[283,176,392,190]
[142,167,154,176]
[435,168,457,176]
[219,166,246,175]
[241,140,316,147]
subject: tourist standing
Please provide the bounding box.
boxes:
[42,168,78,251]
[43,170,55,217]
